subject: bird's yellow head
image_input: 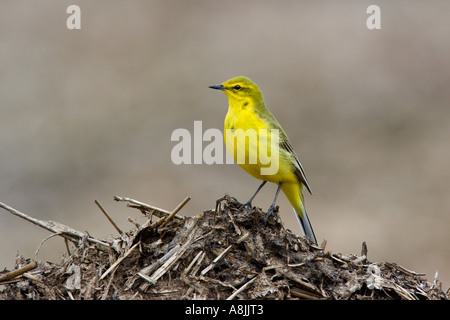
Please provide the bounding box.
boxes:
[209,76,264,108]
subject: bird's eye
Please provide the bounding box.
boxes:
[234,85,241,90]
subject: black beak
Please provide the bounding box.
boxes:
[208,84,226,90]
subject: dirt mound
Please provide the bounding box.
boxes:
[0,195,448,300]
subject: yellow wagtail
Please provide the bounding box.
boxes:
[209,76,317,244]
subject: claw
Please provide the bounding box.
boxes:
[232,181,267,215]
[264,205,276,224]
[264,183,283,225]
[229,197,252,215]
[235,200,252,215]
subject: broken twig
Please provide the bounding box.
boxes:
[100,241,140,280]
[0,201,110,248]
[159,196,191,228]
[0,261,38,283]
[226,276,258,300]
[95,200,123,235]
[201,245,233,276]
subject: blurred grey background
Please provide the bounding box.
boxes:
[1,1,449,288]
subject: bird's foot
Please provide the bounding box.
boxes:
[230,197,253,215]
[264,204,278,224]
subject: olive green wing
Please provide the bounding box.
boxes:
[259,111,312,194]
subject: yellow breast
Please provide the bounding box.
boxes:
[224,108,295,183]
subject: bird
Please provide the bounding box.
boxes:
[209,76,317,244]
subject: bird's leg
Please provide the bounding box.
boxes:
[233,181,267,214]
[264,182,283,224]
